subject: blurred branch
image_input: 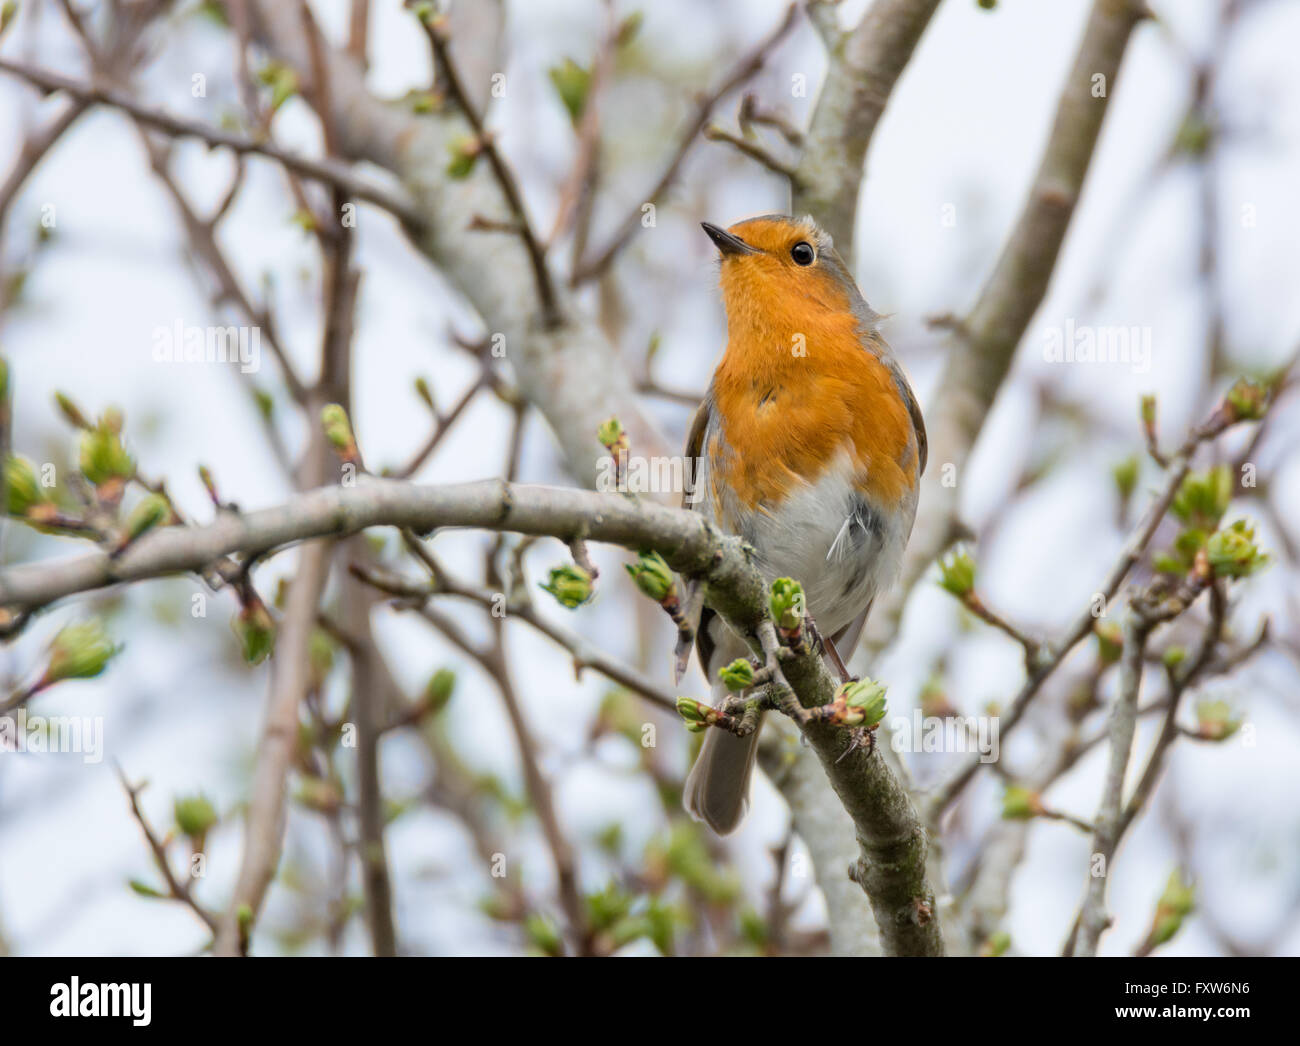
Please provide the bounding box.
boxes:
[570,3,799,285]
[1071,565,1222,957]
[0,476,943,953]
[0,57,424,227]
[866,0,1147,658]
[928,396,1256,819]
[414,600,591,953]
[134,132,309,407]
[214,538,333,955]
[117,766,219,934]
[792,0,944,256]
[416,8,560,327]
[0,98,88,301]
[347,0,370,68]
[350,559,679,714]
[339,539,399,957]
[1072,610,1153,956]
[703,123,798,179]
[243,0,671,485]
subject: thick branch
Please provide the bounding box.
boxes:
[865,0,1146,657]
[0,478,942,953]
[244,0,670,484]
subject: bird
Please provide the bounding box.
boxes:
[682,214,927,834]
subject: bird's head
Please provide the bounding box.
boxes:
[702,214,876,338]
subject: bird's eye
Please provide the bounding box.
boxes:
[790,241,815,266]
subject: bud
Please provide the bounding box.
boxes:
[540,564,594,609]
[1194,698,1241,741]
[0,356,8,400]
[297,774,343,816]
[919,675,957,720]
[1000,785,1043,821]
[408,90,439,115]
[4,455,47,515]
[675,696,708,732]
[524,913,564,957]
[1111,455,1139,502]
[548,57,592,126]
[297,776,343,813]
[1093,619,1123,665]
[236,903,254,941]
[616,10,644,45]
[173,794,218,849]
[100,406,124,435]
[54,391,91,429]
[718,658,755,691]
[78,422,134,487]
[321,403,358,461]
[769,577,805,633]
[424,667,457,712]
[43,618,118,684]
[446,135,481,179]
[596,417,627,454]
[1171,465,1232,530]
[1148,869,1195,948]
[1173,112,1212,157]
[937,548,976,599]
[624,551,675,603]
[1206,519,1268,579]
[198,464,219,502]
[414,376,435,410]
[232,602,276,665]
[1161,645,1186,671]
[1224,377,1268,422]
[979,930,1011,957]
[0,3,17,39]
[308,628,335,690]
[1139,393,1157,428]
[122,494,170,543]
[253,388,274,420]
[838,677,888,728]
[257,61,298,112]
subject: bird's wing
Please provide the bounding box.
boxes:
[681,392,720,677]
[887,356,927,477]
[682,393,713,510]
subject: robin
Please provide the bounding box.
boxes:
[682,214,927,834]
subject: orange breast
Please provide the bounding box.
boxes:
[709,312,917,512]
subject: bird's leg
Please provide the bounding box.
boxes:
[672,578,706,683]
[806,618,854,684]
[835,724,878,764]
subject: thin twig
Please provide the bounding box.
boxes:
[416,11,560,327]
[571,3,799,284]
[0,57,424,227]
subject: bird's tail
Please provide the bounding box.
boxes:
[682,679,763,835]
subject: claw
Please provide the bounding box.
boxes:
[672,578,705,684]
[835,725,877,764]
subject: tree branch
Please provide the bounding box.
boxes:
[864,0,1147,659]
[792,0,944,255]
[0,57,424,228]
[0,477,942,953]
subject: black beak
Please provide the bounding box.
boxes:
[702,222,757,257]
